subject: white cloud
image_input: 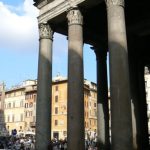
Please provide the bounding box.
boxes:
[0,0,39,52]
[0,0,68,63]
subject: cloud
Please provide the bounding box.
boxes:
[0,0,68,67]
[0,0,68,53]
[0,0,39,52]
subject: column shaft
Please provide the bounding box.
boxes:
[94,49,110,149]
[35,23,53,150]
[129,56,140,149]
[67,8,85,150]
[129,46,149,149]
[106,0,133,149]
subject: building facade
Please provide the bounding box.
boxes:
[145,67,150,134]
[24,83,37,133]
[0,82,6,135]
[51,76,97,139]
[4,80,36,134]
[3,77,97,139]
[4,87,25,134]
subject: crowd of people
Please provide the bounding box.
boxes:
[0,136,98,150]
[49,138,67,150]
[49,138,98,150]
[0,135,35,150]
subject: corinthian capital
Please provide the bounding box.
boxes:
[105,0,124,7]
[67,8,83,26]
[39,23,53,39]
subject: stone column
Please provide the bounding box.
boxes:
[93,47,110,149]
[67,7,85,150]
[129,54,140,149]
[35,23,53,150]
[105,0,133,149]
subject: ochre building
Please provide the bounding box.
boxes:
[4,76,97,139]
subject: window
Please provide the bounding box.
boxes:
[55,96,58,102]
[7,115,10,122]
[29,102,33,108]
[12,114,15,122]
[7,103,11,108]
[25,111,28,117]
[20,114,23,122]
[94,103,96,107]
[55,120,58,126]
[29,111,33,117]
[13,102,15,108]
[55,86,58,91]
[20,101,23,107]
[25,103,28,108]
[33,94,36,102]
[55,107,58,114]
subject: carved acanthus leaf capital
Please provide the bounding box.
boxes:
[105,0,124,7]
[67,8,83,26]
[39,23,53,39]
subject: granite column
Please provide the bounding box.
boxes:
[105,0,133,149]
[94,47,110,150]
[67,7,85,150]
[35,23,53,150]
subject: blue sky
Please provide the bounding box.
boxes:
[0,0,99,88]
[0,0,24,5]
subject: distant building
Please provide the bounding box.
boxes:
[4,80,36,134]
[51,76,97,139]
[24,81,37,133]
[3,76,97,139]
[145,67,150,133]
[0,82,5,133]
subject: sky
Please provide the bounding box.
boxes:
[0,0,101,88]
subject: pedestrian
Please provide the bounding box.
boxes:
[30,140,35,150]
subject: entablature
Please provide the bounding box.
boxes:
[37,0,86,24]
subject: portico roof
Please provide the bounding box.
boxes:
[33,0,150,64]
